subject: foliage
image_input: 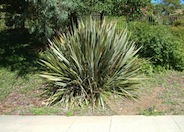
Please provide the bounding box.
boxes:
[173,19,184,26]
[1,0,77,41]
[170,26,184,71]
[105,16,128,30]
[77,0,113,15]
[129,22,184,71]
[151,0,181,15]
[150,0,183,25]
[0,0,29,28]
[146,5,164,25]
[161,0,181,15]
[40,18,141,109]
[138,59,154,75]
[112,0,151,21]
[173,16,184,26]
[0,29,40,75]
[26,0,76,40]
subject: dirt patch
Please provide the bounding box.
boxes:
[107,87,171,115]
[0,90,44,114]
[0,87,166,115]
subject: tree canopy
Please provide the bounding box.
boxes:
[1,0,76,40]
[112,0,151,21]
[0,0,29,28]
[28,0,76,40]
[161,0,181,15]
[77,0,113,15]
[1,0,153,40]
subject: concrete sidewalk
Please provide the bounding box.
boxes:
[0,116,184,132]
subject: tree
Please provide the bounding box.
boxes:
[0,0,153,40]
[0,0,29,28]
[1,0,77,41]
[161,0,181,15]
[112,0,151,21]
[76,0,114,23]
[26,0,77,40]
[77,0,113,14]
[151,0,182,24]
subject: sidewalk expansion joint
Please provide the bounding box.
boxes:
[66,116,78,132]
[171,116,183,132]
[108,116,112,132]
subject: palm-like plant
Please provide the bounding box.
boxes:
[40,17,141,108]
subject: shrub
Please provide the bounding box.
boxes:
[173,17,184,27]
[138,58,154,75]
[129,22,184,71]
[173,20,184,26]
[170,26,184,71]
[39,18,141,108]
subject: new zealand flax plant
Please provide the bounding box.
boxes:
[39,17,141,109]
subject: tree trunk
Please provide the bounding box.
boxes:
[69,11,78,33]
[100,11,104,25]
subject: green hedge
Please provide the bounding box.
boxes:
[128,22,184,71]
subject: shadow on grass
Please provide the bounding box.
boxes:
[0,28,43,76]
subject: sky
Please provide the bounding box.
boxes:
[151,0,184,4]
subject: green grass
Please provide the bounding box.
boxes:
[0,68,43,100]
[30,107,62,115]
[142,70,184,90]
[0,68,18,100]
